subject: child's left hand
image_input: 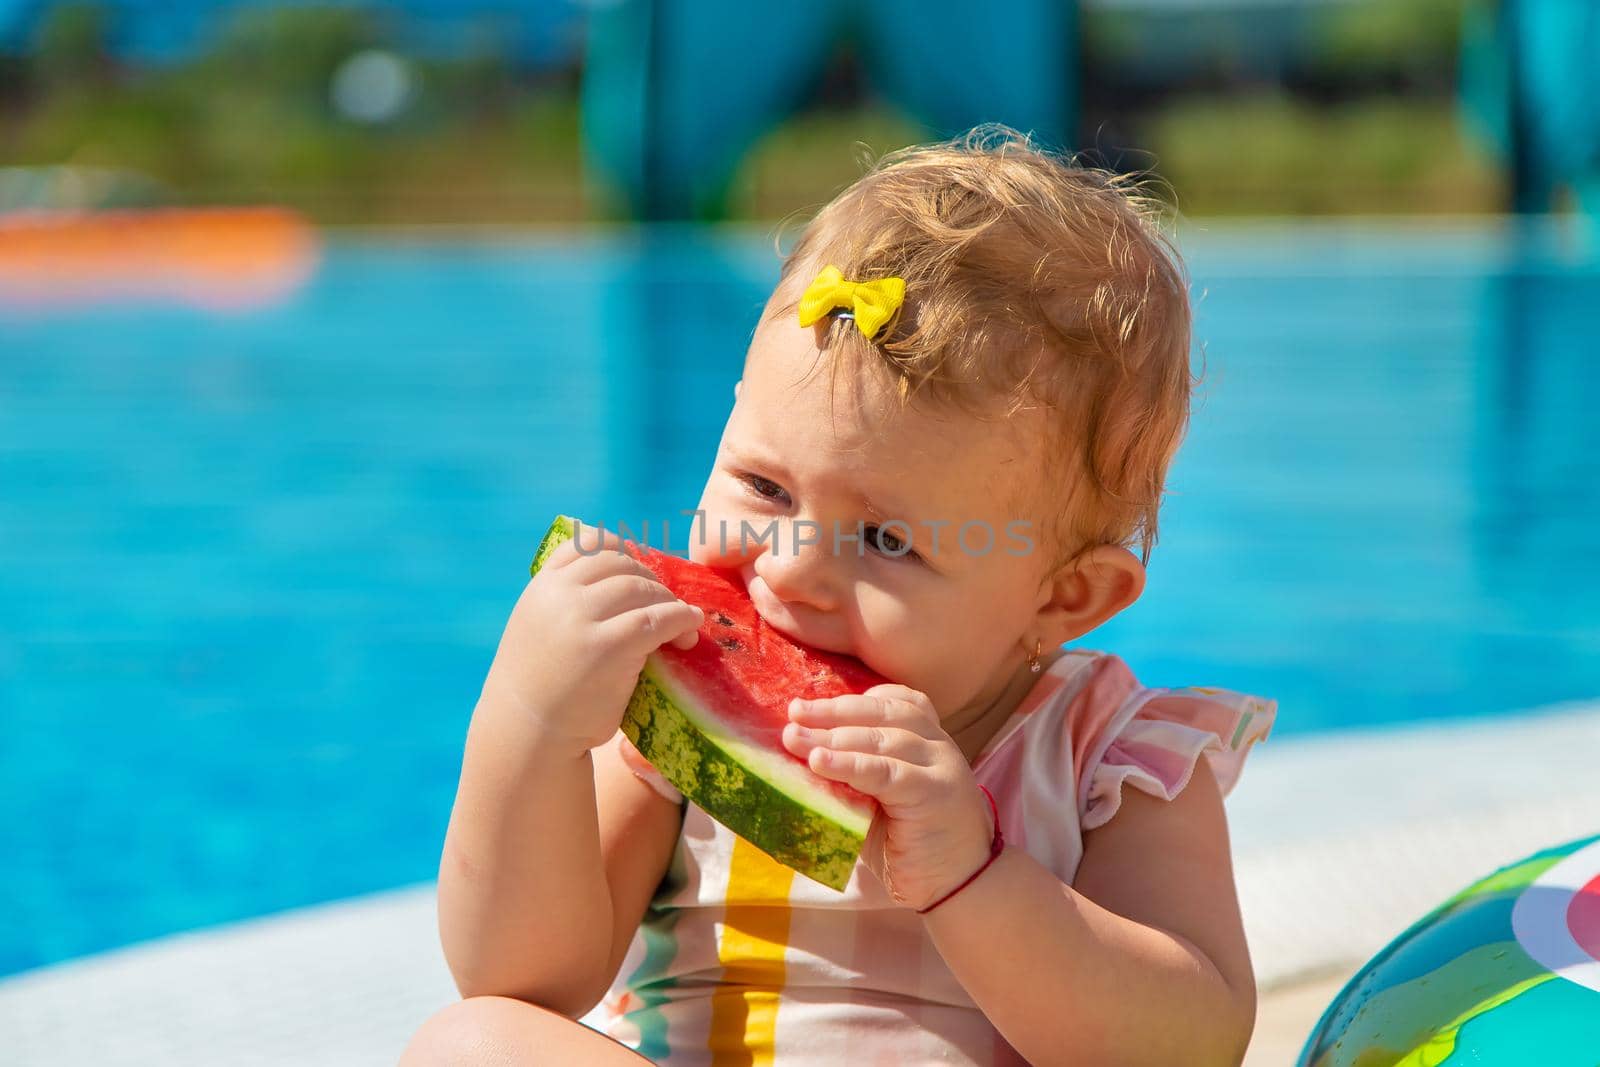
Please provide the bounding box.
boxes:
[783,683,995,911]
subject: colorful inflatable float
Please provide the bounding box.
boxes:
[0,206,319,310]
[1299,833,1600,1065]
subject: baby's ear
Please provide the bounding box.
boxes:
[1036,545,1146,646]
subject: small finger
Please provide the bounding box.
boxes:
[788,693,940,739]
[564,541,657,584]
[806,748,913,803]
[583,573,689,620]
[786,723,932,766]
[602,599,705,655]
[862,684,940,723]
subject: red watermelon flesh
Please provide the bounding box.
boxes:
[530,515,882,890]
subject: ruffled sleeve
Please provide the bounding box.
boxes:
[1079,677,1275,832]
[604,728,684,805]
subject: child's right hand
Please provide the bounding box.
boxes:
[481,527,705,759]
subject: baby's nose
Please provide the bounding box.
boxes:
[751,521,841,612]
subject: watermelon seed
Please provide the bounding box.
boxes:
[715,636,743,651]
[713,611,734,626]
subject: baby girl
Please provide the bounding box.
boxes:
[404,124,1275,1066]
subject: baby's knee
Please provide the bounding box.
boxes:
[400,995,552,1066]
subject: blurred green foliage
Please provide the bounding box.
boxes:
[31,1,113,89]
[203,6,390,105]
[1,2,583,222]
[1147,94,1501,215]
[726,107,932,222]
[1080,0,1468,92]
[1309,0,1468,87]
[0,0,1505,222]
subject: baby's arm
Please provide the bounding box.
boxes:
[590,734,687,998]
[785,682,1254,1063]
[437,531,701,1017]
[922,759,1255,1066]
[438,707,685,1019]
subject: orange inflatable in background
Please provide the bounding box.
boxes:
[0,206,321,310]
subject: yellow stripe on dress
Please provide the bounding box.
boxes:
[709,833,796,1065]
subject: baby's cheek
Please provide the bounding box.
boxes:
[685,497,751,567]
[921,607,1023,709]
[852,592,949,694]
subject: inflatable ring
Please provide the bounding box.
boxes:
[1299,833,1600,1065]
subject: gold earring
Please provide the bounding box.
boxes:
[1028,638,1043,674]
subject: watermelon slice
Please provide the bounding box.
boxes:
[529,515,882,891]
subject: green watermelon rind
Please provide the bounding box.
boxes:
[529,513,869,892]
[623,662,868,891]
[529,514,580,577]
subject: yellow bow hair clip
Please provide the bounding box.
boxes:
[796,265,906,341]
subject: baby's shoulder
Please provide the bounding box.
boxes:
[996,649,1274,823]
[1053,650,1275,831]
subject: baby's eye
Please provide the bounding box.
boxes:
[739,473,790,504]
[863,524,918,561]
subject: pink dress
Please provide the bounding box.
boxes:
[581,649,1276,1065]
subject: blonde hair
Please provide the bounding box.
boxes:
[766,123,1195,567]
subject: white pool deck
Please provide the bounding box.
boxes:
[4,701,1598,1066]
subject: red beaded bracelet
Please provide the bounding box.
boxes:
[917,785,1004,915]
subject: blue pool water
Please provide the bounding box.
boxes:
[3,220,1597,977]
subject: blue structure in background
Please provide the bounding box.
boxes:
[1462,0,1600,214]
[580,0,1078,220]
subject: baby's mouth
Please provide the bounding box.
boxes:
[743,572,855,657]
